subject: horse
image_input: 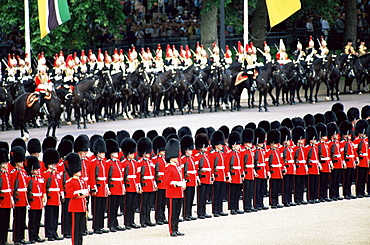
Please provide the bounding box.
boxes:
[229,62,254,111]
[151,70,174,117]
[207,66,221,112]
[254,62,274,112]
[131,70,152,118]
[191,65,212,113]
[12,92,62,139]
[100,70,120,121]
[306,58,329,103]
[55,86,73,125]
[325,54,341,101]
[119,70,138,120]
[353,53,370,93]
[0,86,12,131]
[217,64,235,111]
[336,54,356,94]
[174,65,198,114]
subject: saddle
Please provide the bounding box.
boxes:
[26,92,52,108]
[235,72,248,86]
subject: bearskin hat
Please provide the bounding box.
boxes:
[42,136,57,153]
[228,131,242,146]
[153,136,166,154]
[231,125,244,134]
[254,128,266,145]
[279,126,291,142]
[103,130,117,141]
[331,102,344,113]
[195,133,209,150]
[117,130,130,146]
[339,120,353,136]
[292,117,306,128]
[43,148,60,167]
[306,126,318,143]
[137,137,153,156]
[180,135,194,155]
[195,127,208,137]
[166,133,179,143]
[245,122,257,130]
[336,111,347,125]
[64,152,82,178]
[218,125,229,139]
[211,130,225,148]
[178,126,192,139]
[267,129,281,145]
[165,138,180,163]
[74,134,90,152]
[162,127,177,139]
[314,113,326,124]
[258,120,271,133]
[361,105,370,119]
[11,138,26,151]
[242,129,254,144]
[206,127,215,140]
[27,138,41,154]
[106,139,120,159]
[347,107,360,122]
[355,119,369,136]
[324,111,338,124]
[303,114,315,127]
[90,134,103,151]
[315,122,328,138]
[57,139,73,159]
[292,126,305,144]
[0,148,9,163]
[0,141,9,153]
[132,129,145,142]
[327,122,339,137]
[61,134,74,144]
[281,118,293,129]
[93,138,107,154]
[10,146,25,166]
[270,121,281,130]
[24,156,40,176]
[146,130,158,141]
[121,138,137,156]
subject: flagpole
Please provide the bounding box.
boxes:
[24,0,31,63]
[244,0,248,49]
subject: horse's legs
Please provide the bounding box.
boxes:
[258,91,263,112]
[264,91,269,112]
[314,81,321,103]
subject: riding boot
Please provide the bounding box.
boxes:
[252,81,258,91]
[39,93,45,113]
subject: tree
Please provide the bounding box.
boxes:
[251,0,268,49]
[200,0,218,50]
[343,0,357,48]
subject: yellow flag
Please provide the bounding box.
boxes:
[266,0,301,27]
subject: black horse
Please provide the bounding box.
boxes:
[174,65,198,114]
[151,70,174,117]
[326,54,341,101]
[12,93,62,139]
[207,66,221,112]
[336,54,356,94]
[191,65,212,113]
[353,53,370,93]
[217,65,235,111]
[55,86,73,125]
[131,70,152,118]
[255,62,274,112]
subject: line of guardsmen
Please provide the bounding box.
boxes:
[1,102,370,244]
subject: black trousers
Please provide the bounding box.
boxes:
[61,198,72,236]
[343,168,355,196]
[294,175,307,203]
[0,208,10,244]
[92,196,107,231]
[45,205,59,238]
[319,172,330,199]
[140,192,155,225]
[13,206,26,242]
[124,192,137,226]
[228,183,242,211]
[243,179,254,210]
[183,186,195,218]
[72,212,85,245]
[108,195,120,228]
[255,178,267,208]
[155,189,166,223]
[330,169,342,198]
[283,174,294,204]
[197,184,211,216]
[356,167,368,196]
[270,179,282,205]
[212,181,226,214]
[308,175,319,200]
[28,209,42,241]
[168,198,182,234]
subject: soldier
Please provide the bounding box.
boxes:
[27,138,46,174]
[305,36,317,64]
[317,36,329,60]
[105,139,126,232]
[111,48,121,74]
[358,40,367,56]
[52,53,63,82]
[64,152,89,245]
[276,39,290,65]
[293,40,306,62]
[104,51,112,71]
[137,137,157,227]
[151,136,168,225]
[73,52,81,75]
[184,45,193,68]
[262,41,272,64]
[344,39,357,55]
[80,50,88,75]
[24,156,46,244]
[305,126,321,203]
[236,41,245,65]
[210,42,220,67]
[88,50,98,74]
[97,48,105,71]
[0,148,12,245]
[34,65,53,114]
[141,48,151,70]
[89,138,109,234]
[17,55,32,83]
[179,45,186,67]
[154,47,164,73]
[171,45,181,69]
[224,45,233,67]
[119,49,126,74]
[353,119,369,197]
[164,139,186,237]
[5,54,18,84]
[164,44,173,68]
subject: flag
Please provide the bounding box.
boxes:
[266,0,301,27]
[38,0,71,39]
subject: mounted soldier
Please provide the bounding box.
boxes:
[17,54,32,84]
[119,49,126,73]
[305,36,317,64]
[262,41,272,64]
[276,39,291,65]
[97,48,105,71]
[317,36,329,61]
[52,54,63,82]
[358,40,367,56]
[88,49,98,74]
[224,45,233,67]
[111,48,122,75]
[210,42,221,67]
[184,45,193,68]
[34,65,53,114]
[293,40,306,62]
[6,54,18,84]
[141,47,152,70]
[63,54,75,92]
[171,45,181,70]
[79,50,88,75]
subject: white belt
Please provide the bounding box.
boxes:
[321,157,330,161]
[187,170,197,174]
[245,165,254,168]
[334,154,341,158]
[48,188,60,192]
[201,168,212,171]
[73,189,89,195]
[97,177,107,181]
[287,160,294,163]
[82,177,89,181]
[143,176,154,180]
[257,163,266,167]
[215,166,225,170]
[309,160,319,163]
[111,178,123,181]
[127,175,136,178]
[17,188,27,192]
[271,164,282,168]
[347,155,355,158]
[1,189,12,193]
[32,193,43,197]
[158,172,164,176]
[297,160,306,163]
[232,166,241,170]
[361,153,368,156]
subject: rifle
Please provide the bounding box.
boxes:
[62,172,67,191]
[46,174,52,199]
[243,153,249,173]
[229,155,235,176]
[307,148,313,168]
[213,156,219,177]
[108,165,114,188]
[27,178,34,202]
[268,153,274,173]
[184,161,189,180]
[124,165,130,186]
[358,140,364,159]
[14,177,20,203]
[140,164,146,187]
[318,144,324,163]
[343,142,349,162]
[155,159,160,183]
[254,149,260,171]
[198,157,205,178]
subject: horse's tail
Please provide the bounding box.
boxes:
[12,94,25,128]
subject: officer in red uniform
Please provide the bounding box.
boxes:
[121,138,141,229]
[152,136,168,225]
[353,119,369,197]
[34,66,53,113]
[89,138,109,234]
[305,126,321,203]
[241,129,258,212]
[105,139,126,232]
[0,148,13,245]
[24,156,46,244]
[194,133,213,218]
[27,138,46,174]
[137,137,157,227]
[164,138,186,237]
[180,135,199,221]
[9,146,30,245]
[209,131,228,216]
[65,152,89,245]
[339,120,357,199]
[226,131,244,214]
[42,148,64,241]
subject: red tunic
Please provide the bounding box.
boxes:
[42,170,62,206]
[266,148,284,179]
[305,145,320,175]
[34,74,52,92]
[28,175,45,210]
[340,140,356,169]
[280,145,296,175]
[225,150,243,184]
[241,148,255,180]
[165,163,185,199]
[254,147,269,179]
[66,177,87,213]
[180,155,199,187]
[122,159,139,193]
[353,137,369,168]
[209,150,227,182]
[10,168,29,207]
[194,152,213,184]
[0,170,14,208]
[151,155,167,189]
[328,141,344,169]
[293,145,307,175]
[106,159,125,195]
[80,157,90,188]
[317,141,332,173]
[89,158,108,197]
[137,158,156,192]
